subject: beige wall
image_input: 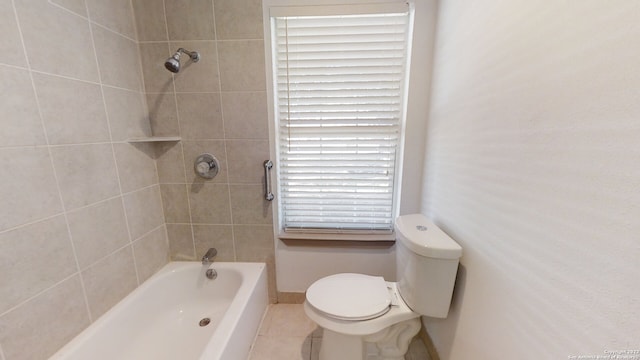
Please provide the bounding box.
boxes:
[0,0,169,359]
[422,1,640,358]
[132,0,277,302]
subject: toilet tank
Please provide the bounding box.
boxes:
[395,214,462,318]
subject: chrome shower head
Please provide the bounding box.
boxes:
[164,53,181,73]
[164,48,200,73]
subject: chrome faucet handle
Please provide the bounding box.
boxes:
[201,248,218,265]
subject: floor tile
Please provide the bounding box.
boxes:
[250,304,430,360]
[249,335,311,360]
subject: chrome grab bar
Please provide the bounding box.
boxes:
[264,160,274,201]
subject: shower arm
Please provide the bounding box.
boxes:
[177,48,200,62]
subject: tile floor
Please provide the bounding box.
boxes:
[248,304,430,360]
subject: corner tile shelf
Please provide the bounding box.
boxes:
[127,136,181,143]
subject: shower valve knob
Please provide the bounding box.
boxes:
[194,154,219,179]
[196,162,212,173]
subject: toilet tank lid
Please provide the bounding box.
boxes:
[395,214,462,259]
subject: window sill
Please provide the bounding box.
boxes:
[278,231,395,247]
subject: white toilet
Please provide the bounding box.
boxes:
[304,214,462,360]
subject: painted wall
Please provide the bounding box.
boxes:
[271,0,437,292]
[422,1,640,358]
[0,1,168,359]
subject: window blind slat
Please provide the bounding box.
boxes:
[274,10,410,232]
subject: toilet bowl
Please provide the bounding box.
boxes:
[304,214,462,360]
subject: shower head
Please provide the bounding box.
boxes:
[164,48,200,73]
[164,53,181,73]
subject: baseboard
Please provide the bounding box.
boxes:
[277,291,306,304]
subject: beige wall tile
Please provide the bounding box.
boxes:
[132,0,168,41]
[133,226,169,282]
[147,93,179,137]
[123,185,165,240]
[165,0,215,40]
[139,42,174,93]
[182,140,227,183]
[0,147,62,231]
[87,0,137,39]
[104,86,151,141]
[226,139,269,184]
[214,0,263,40]
[0,66,46,147]
[222,91,268,139]
[155,142,187,183]
[233,224,276,300]
[218,40,265,91]
[170,41,219,93]
[113,143,158,193]
[230,184,273,224]
[67,197,130,269]
[0,276,90,360]
[93,25,143,91]
[0,216,76,314]
[160,184,191,223]
[233,225,274,263]
[82,246,137,319]
[176,93,224,140]
[50,0,87,17]
[166,223,195,260]
[0,1,27,67]
[193,224,235,261]
[51,144,120,211]
[33,73,110,145]
[14,0,99,81]
[188,183,231,224]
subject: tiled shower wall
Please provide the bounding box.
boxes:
[132,0,277,302]
[0,1,169,359]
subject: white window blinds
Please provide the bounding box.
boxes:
[273,7,411,233]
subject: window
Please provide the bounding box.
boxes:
[265,2,413,239]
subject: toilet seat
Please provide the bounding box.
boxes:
[306,273,391,321]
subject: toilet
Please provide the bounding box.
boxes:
[304,214,462,360]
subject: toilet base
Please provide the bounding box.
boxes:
[318,317,421,360]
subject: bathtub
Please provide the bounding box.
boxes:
[49,262,268,360]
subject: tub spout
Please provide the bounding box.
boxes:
[202,248,217,265]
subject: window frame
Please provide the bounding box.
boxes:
[263,0,415,241]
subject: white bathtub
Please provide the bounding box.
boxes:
[50,262,268,360]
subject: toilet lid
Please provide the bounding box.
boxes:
[306,273,391,321]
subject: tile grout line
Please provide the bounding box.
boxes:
[10,0,95,324]
[0,58,143,94]
[0,219,161,322]
[46,0,138,42]
[0,181,164,237]
[210,0,238,261]
[84,0,140,290]
[160,0,198,261]
[138,38,265,43]
[128,0,168,261]
[0,267,93,319]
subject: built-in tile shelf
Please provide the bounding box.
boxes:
[127,136,181,143]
